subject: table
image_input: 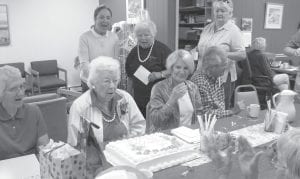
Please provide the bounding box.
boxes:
[153,103,300,179]
[271,66,299,89]
[271,66,299,75]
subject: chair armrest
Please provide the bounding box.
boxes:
[57,88,81,98]
[24,71,34,94]
[31,69,41,94]
[31,69,39,76]
[58,67,68,87]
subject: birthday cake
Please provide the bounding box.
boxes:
[104,133,199,172]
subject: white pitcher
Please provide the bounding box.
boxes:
[273,90,297,123]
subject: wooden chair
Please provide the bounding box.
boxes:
[30,60,67,94]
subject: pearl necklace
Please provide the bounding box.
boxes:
[137,43,154,63]
[102,111,116,123]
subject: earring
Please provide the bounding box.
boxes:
[92,86,96,89]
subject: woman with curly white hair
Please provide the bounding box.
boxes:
[125,20,172,117]
[0,65,49,160]
[68,56,145,147]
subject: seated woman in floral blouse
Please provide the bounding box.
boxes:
[147,50,203,132]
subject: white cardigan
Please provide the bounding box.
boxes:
[67,89,146,147]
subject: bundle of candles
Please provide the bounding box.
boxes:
[197,114,233,151]
[197,114,217,136]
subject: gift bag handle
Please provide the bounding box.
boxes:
[272,92,280,108]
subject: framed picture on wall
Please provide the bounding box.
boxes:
[0,4,10,46]
[241,18,253,31]
[264,3,284,29]
[126,0,144,24]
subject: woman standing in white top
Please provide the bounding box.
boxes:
[195,0,246,108]
[78,5,119,92]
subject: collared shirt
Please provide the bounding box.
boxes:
[197,21,245,82]
[190,71,232,118]
[78,28,119,63]
[0,103,47,160]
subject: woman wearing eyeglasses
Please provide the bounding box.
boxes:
[0,66,49,160]
[125,20,172,117]
[195,0,246,109]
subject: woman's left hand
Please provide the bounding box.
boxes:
[148,72,162,82]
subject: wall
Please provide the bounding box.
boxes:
[232,0,300,53]
[100,0,126,23]
[0,0,99,86]
[146,0,176,50]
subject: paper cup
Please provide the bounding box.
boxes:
[274,111,288,134]
[247,104,260,118]
[283,62,289,69]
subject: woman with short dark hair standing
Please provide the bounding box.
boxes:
[78,5,119,92]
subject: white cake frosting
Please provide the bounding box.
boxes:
[104,133,199,172]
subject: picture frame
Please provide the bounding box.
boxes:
[0,4,10,46]
[241,18,253,31]
[126,0,144,24]
[264,3,284,29]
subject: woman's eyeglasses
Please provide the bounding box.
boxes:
[218,0,230,4]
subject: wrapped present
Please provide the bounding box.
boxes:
[39,141,86,179]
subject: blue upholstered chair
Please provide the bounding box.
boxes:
[23,93,68,142]
[31,60,67,94]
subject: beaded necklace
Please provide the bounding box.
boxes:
[102,111,116,123]
[137,43,154,63]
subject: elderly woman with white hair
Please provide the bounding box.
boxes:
[68,56,145,147]
[125,20,172,117]
[248,37,289,91]
[195,0,246,109]
[0,65,49,160]
[147,50,202,132]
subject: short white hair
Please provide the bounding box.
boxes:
[134,20,157,37]
[213,0,234,14]
[166,49,195,75]
[0,65,24,101]
[87,56,121,88]
[252,37,266,51]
